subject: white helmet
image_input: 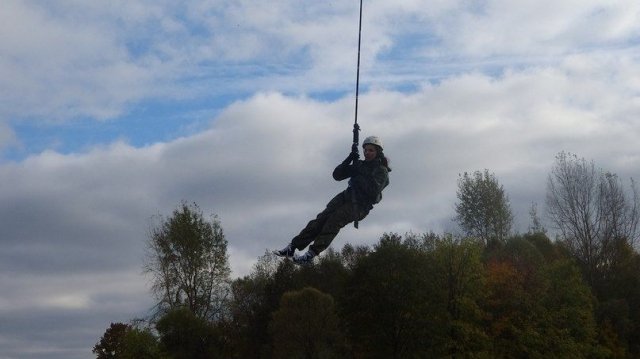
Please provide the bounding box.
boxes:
[362,136,383,150]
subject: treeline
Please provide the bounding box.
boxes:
[94,152,640,358]
[94,233,640,358]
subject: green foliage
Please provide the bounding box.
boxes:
[431,236,489,356]
[546,152,640,357]
[455,169,514,245]
[93,323,130,359]
[121,326,163,359]
[593,240,640,357]
[481,235,602,358]
[226,251,291,358]
[93,322,162,359]
[145,202,231,321]
[343,234,437,358]
[156,307,228,359]
[95,179,640,358]
[99,230,640,358]
[543,260,600,357]
[269,287,343,359]
[522,232,567,263]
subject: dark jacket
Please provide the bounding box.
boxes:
[333,157,389,208]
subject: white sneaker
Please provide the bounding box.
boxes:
[293,249,317,265]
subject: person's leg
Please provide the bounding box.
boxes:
[290,192,345,251]
[308,203,369,254]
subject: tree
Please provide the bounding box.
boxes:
[269,287,343,359]
[343,234,437,358]
[482,236,601,357]
[546,152,640,286]
[455,169,514,245]
[93,323,130,359]
[227,251,289,358]
[528,202,547,234]
[156,307,227,359]
[430,235,489,356]
[595,239,640,357]
[94,322,161,359]
[541,260,600,357]
[145,202,231,321]
[120,326,161,359]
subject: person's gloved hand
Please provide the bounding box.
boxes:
[342,147,360,165]
[350,143,360,160]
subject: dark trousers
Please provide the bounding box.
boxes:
[291,192,369,254]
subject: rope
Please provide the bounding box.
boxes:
[353,0,363,140]
[352,0,363,229]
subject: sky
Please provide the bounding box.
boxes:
[1,0,640,357]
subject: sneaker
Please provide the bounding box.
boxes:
[273,243,295,258]
[293,249,317,266]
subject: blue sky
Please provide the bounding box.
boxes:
[2,0,640,358]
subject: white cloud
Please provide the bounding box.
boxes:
[0,1,158,121]
[4,0,639,124]
[423,0,640,57]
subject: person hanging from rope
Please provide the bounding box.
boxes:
[274,136,391,265]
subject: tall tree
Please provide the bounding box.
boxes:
[156,307,227,359]
[227,251,290,358]
[528,202,547,234]
[431,235,488,356]
[93,323,130,359]
[343,234,437,358]
[541,259,600,357]
[546,152,639,285]
[455,169,514,245]
[486,235,602,357]
[120,326,161,359]
[145,202,230,321]
[269,287,342,359]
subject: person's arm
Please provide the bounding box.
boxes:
[333,152,359,181]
